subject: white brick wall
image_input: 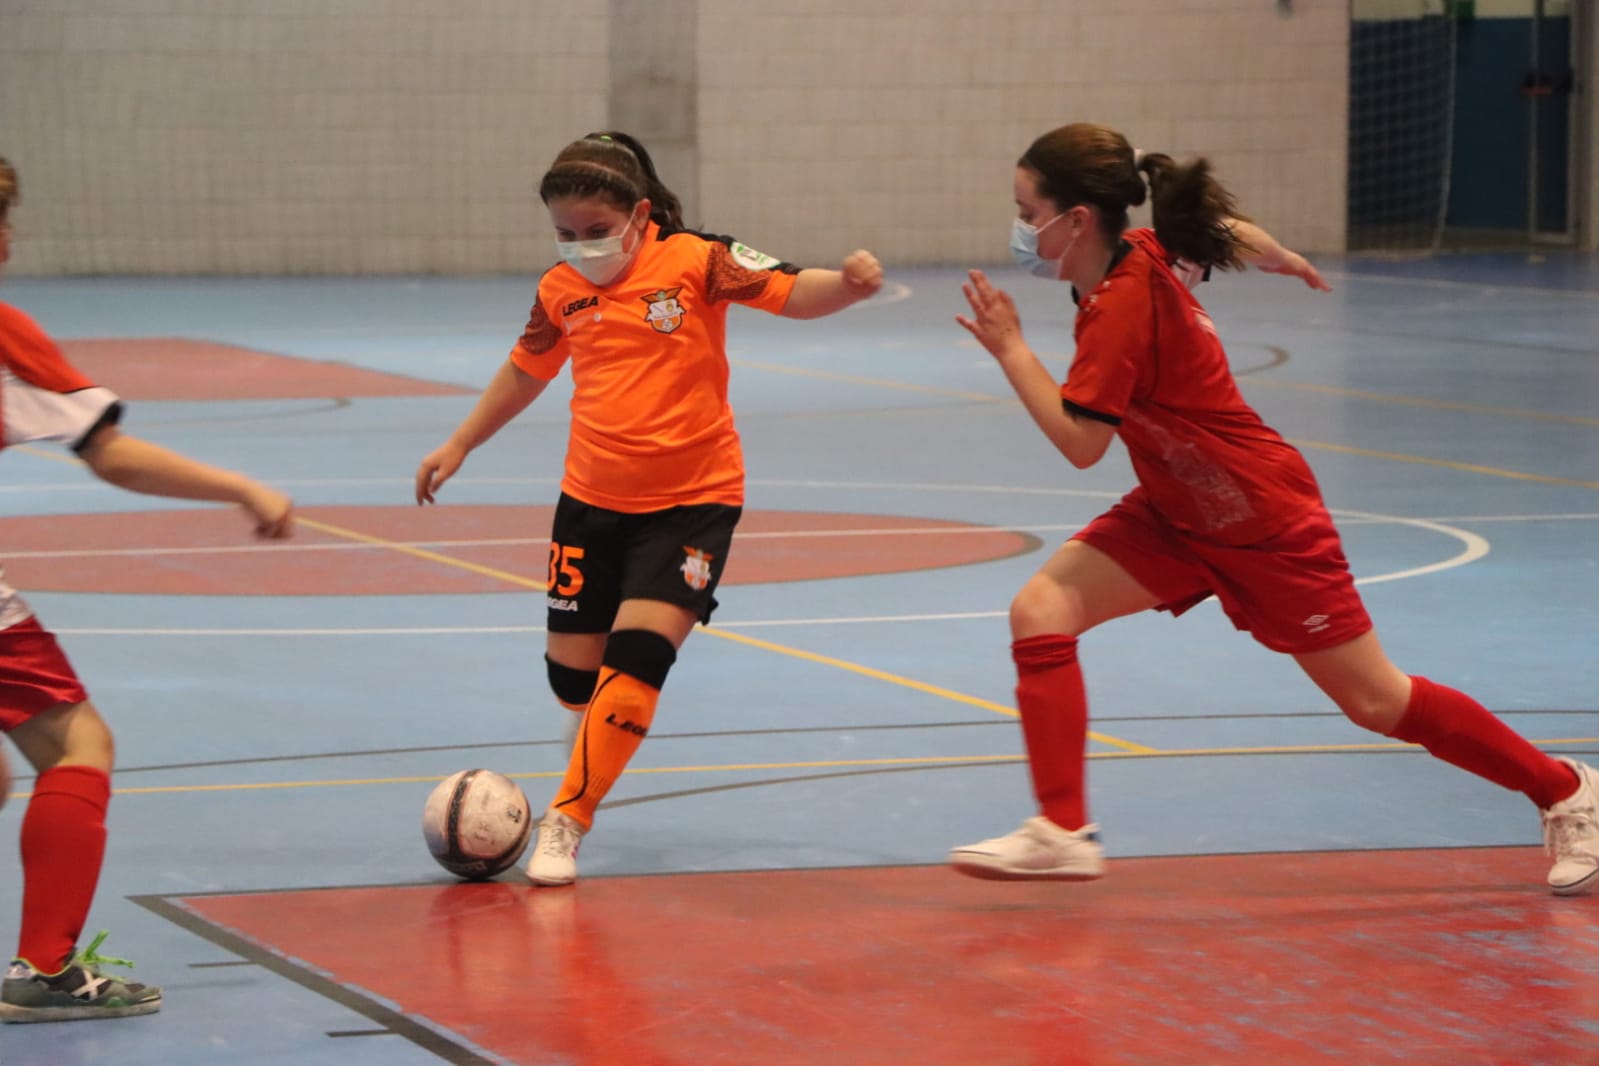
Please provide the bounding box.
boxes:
[2,0,1349,275]
[2,0,607,275]
[697,0,1348,267]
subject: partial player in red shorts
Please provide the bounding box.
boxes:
[947,123,1599,895]
[0,157,295,1023]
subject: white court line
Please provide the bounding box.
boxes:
[843,281,913,308]
[1335,509,1489,587]
[0,475,1115,496]
[35,508,1517,564]
[1315,270,1599,300]
[0,475,563,494]
[752,478,1123,498]
[1416,512,1599,523]
[52,626,547,636]
[51,612,1003,636]
[49,509,1488,635]
[3,524,1076,561]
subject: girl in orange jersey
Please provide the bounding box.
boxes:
[416,132,882,886]
[948,123,1598,894]
[0,157,294,1022]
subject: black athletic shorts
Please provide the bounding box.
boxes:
[545,492,742,633]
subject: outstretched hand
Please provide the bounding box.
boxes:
[956,270,1027,360]
[1259,249,1332,292]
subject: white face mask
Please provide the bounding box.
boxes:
[1009,211,1075,280]
[556,213,644,286]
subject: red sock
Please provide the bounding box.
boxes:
[1013,634,1090,831]
[15,765,111,973]
[1388,676,1579,809]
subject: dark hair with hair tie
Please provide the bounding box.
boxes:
[538,131,684,230]
[1020,123,1251,270]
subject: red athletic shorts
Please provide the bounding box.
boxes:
[0,617,88,731]
[1073,489,1373,654]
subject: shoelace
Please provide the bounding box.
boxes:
[539,819,581,857]
[73,931,136,976]
[1543,808,1597,858]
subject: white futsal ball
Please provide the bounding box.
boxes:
[422,769,533,880]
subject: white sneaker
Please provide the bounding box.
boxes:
[948,817,1106,881]
[1543,758,1599,896]
[526,810,585,887]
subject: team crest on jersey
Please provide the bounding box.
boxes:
[680,547,714,591]
[641,287,687,334]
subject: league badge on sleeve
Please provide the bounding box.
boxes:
[730,242,781,271]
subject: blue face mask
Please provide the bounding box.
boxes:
[1009,212,1073,280]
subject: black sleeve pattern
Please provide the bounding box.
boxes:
[519,300,562,355]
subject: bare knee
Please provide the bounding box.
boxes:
[1331,679,1413,735]
[0,746,11,811]
[10,700,116,774]
[1294,633,1413,736]
[1010,577,1082,640]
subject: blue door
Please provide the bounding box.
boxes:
[1446,0,1575,240]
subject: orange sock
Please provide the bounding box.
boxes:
[552,666,660,828]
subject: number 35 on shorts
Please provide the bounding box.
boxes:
[548,543,585,596]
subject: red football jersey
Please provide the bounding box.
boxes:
[1061,229,1323,545]
[0,302,124,632]
[0,302,122,454]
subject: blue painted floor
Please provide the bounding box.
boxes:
[1,249,1596,1064]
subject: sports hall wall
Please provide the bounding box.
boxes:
[2,0,1348,277]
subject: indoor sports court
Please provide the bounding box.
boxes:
[2,2,1597,1065]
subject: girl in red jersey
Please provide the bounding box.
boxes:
[0,157,295,1022]
[948,123,1598,895]
[416,132,883,886]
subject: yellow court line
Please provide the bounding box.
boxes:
[297,515,543,588]
[1288,439,1599,493]
[701,625,1150,752]
[1097,737,1599,758]
[297,516,1153,754]
[1246,379,1599,429]
[8,736,1597,800]
[14,444,82,466]
[731,360,1599,493]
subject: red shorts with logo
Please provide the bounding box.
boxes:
[0,617,89,731]
[1073,488,1373,654]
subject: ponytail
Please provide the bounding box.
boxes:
[584,131,683,230]
[1020,124,1253,271]
[1135,153,1251,271]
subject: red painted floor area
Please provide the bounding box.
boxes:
[178,848,1599,1065]
[59,338,468,399]
[0,506,1038,595]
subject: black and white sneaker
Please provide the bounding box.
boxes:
[0,932,162,1023]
